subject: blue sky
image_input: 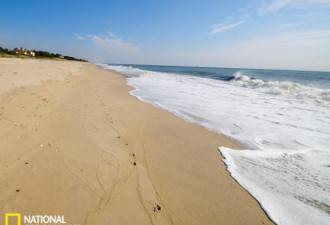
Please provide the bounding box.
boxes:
[1,0,330,71]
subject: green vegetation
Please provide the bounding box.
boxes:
[0,46,15,55]
[32,49,87,61]
[0,46,87,62]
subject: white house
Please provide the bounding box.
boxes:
[14,47,35,57]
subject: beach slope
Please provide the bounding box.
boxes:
[0,58,273,225]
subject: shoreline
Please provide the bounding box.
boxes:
[102,65,276,223]
[0,58,274,225]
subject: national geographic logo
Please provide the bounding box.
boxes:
[5,213,79,225]
[5,214,21,225]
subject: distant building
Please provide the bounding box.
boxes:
[14,47,35,57]
[27,50,35,57]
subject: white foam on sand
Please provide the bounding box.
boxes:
[220,147,330,225]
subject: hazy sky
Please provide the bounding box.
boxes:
[1,0,330,71]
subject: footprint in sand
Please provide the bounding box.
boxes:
[130,153,136,166]
[153,203,161,212]
[106,113,114,123]
[41,97,49,103]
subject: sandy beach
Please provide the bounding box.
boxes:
[0,58,274,225]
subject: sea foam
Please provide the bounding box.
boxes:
[99,64,330,225]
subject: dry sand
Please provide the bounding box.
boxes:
[0,58,274,225]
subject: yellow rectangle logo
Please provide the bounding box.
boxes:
[5,213,21,225]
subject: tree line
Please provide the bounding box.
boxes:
[0,46,87,62]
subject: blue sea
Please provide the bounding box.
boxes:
[98,63,330,225]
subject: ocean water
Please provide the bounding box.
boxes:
[98,63,330,225]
